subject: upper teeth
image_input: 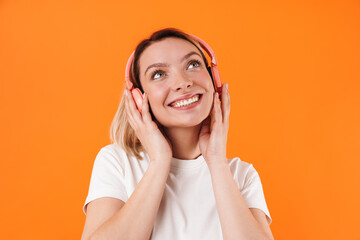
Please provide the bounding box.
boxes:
[172,95,200,108]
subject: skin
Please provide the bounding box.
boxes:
[81,37,274,240]
[132,37,273,239]
[136,37,221,162]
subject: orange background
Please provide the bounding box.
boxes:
[1,0,359,239]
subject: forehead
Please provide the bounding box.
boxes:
[139,37,202,72]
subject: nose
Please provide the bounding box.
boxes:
[172,73,193,92]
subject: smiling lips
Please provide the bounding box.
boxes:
[169,94,202,108]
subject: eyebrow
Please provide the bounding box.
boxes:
[144,51,202,76]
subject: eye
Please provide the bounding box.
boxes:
[151,70,165,80]
[187,60,201,69]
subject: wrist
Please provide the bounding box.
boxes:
[149,158,172,171]
[206,158,229,171]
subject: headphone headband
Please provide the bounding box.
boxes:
[124,33,220,91]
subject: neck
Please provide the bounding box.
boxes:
[164,125,201,160]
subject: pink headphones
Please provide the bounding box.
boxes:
[125,33,222,113]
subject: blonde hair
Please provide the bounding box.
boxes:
[109,28,210,160]
[110,90,144,159]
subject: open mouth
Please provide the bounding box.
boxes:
[168,94,203,108]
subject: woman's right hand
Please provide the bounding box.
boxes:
[125,89,173,164]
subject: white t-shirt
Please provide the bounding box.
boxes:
[83,144,272,240]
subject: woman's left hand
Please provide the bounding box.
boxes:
[199,82,230,167]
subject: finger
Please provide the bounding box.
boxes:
[221,83,230,125]
[141,92,152,124]
[126,89,142,121]
[199,116,211,137]
[209,94,216,131]
[125,89,143,128]
[124,91,138,130]
[213,92,222,125]
[154,118,167,137]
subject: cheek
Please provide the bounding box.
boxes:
[147,86,168,109]
[196,70,214,90]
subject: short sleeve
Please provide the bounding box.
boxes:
[241,164,272,225]
[83,146,128,215]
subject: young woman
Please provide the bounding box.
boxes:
[81,28,273,240]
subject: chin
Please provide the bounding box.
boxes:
[158,111,209,129]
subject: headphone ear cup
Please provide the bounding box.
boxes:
[211,66,222,97]
[131,88,143,113]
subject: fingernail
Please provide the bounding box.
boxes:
[143,92,146,99]
[225,83,229,91]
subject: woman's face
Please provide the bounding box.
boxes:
[138,37,215,128]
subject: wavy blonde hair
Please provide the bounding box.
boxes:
[110,28,211,160]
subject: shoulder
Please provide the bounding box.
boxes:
[95,144,126,165]
[227,157,260,189]
[93,144,141,168]
[98,143,127,157]
[94,144,149,170]
[228,157,256,176]
[97,143,147,160]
